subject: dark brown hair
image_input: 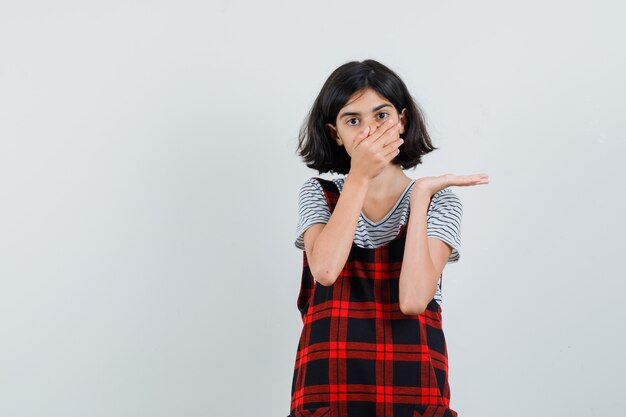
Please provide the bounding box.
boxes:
[296,59,437,174]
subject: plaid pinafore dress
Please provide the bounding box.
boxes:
[288,177,458,417]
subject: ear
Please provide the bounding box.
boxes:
[399,108,407,135]
[325,123,342,145]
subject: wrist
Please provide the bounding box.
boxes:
[410,187,431,203]
[345,172,371,189]
[409,191,432,214]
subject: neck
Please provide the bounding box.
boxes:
[349,165,412,198]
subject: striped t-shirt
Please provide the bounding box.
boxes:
[295,176,463,306]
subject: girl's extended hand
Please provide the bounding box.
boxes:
[411,173,490,201]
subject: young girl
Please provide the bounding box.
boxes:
[288,59,488,417]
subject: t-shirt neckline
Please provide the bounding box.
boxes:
[335,177,416,226]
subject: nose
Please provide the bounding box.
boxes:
[367,119,383,134]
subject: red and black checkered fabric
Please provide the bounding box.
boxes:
[288,177,458,417]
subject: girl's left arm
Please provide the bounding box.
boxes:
[398,188,451,315]
[399,172,488,314]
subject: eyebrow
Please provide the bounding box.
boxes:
[339,103,392,119]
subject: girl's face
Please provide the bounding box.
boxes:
[325,87,406,156]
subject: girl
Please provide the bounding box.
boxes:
[288,59,488,417]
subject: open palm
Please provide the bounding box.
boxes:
[412,173,489,199]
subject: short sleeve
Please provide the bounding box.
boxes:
[294,178,331,250]
[427,188,463,263]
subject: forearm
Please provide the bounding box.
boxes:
[398,191,439,315]
[312,174,370,286]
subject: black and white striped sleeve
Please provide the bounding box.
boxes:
[427,188,463,263]
[295,178,331,250]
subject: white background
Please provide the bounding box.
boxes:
[1,1,625,416]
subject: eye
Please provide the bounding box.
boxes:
[346,118,359,126]
[377,112,390,120]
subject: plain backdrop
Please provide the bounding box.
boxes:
[1,1,625,416]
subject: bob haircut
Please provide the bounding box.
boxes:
[296,59,437,175]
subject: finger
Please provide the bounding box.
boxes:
[368,123,378,136]
[370,118,391,136]
[361,123,378,142]
[375,121,402,147]
[352,126,371,149]
[463,173,489,183]
[382,137,404,153]
[449,173,490,186]
[371,118,397,143]
[474,174,489,184]
[383,145,401,161]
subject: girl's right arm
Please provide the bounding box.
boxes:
[303,174,371,286]
[303,118,403,286]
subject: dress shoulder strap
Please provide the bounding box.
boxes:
[312,177,340,213]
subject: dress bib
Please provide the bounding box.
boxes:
[288,177,458,417]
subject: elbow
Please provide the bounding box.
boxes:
[313,274,336,287]
[399,298,427,316]
[311,266,338,287]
